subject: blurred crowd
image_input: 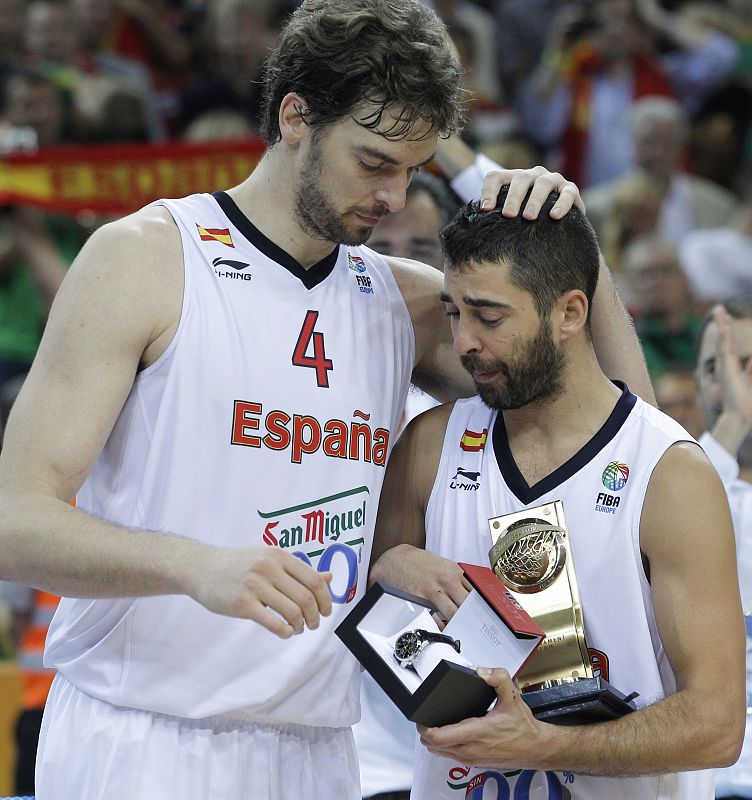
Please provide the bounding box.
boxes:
[0,0,751,797]
[0,0,750,426]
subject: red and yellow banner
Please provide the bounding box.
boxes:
[0,138,266,215]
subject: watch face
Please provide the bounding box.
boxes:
[395,631,420,662]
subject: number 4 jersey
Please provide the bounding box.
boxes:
[45,191,415,726]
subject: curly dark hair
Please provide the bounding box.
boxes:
[260,0,465,145]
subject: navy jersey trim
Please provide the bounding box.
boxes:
[492,382,638,504]
[211,191,339,289]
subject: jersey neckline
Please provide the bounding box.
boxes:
[211,190,340,290]
[492,381,637,504]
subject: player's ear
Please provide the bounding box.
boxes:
[279,92,310,144]
[556,289,588,341]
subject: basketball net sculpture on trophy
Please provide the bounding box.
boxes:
[487,500,638,724]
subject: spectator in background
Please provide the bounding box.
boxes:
[24,0,165,141]
[478,131,545,172]
[621,234,703,379]
[181,109,254,144]
[493,0,568,103]
[0,0,29,87]
[0,70,86,388]
[679,173,752,304]
[694,299,752,800]
[585,96,739,247]
[369,172,457,269]
[0,374,59,798]
[596,170,665,275]
[1,582,59,796]
[176,0,281,137]
[429,0,502,106]
[74,0,193,134]
[654,366,704,438]
[70,0,166,140]
[518,0,736,188]
[680,1,752,188]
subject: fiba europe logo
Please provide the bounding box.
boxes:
[347,253,366,273]
[602,461,630,491]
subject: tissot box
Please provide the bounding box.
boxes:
[335,562,545,727]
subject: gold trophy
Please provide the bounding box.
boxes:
[488,501,637,724]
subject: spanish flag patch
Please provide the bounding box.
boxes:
[196,225,234,247]
[460,428,488,452]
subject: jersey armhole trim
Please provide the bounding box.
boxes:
[134,201,192,382]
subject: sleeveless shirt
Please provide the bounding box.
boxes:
[45,191,414,726]
[413,387,714,800]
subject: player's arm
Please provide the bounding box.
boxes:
[419,442,745,774]
[589,253,655,404]
[0,211,331,638]
[369,403,471,621]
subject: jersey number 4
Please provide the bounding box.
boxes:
[292,310,333,388]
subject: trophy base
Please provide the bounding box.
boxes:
[521,677,637,726]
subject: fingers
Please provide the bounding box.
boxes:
[284,554,334,619]
[239,551,333,638]
[246,601,297,639]
[480,168,584,220]
[431,581,470,622]
[476,667,515,698]
[417,718,475,751]
[262,573,329,634]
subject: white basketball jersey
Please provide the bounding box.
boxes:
[413,387,714,800]
[45,191,415,726]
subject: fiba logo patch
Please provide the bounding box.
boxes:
[347,253,366,273]
[348,252,374,294]
[602,461,629,491]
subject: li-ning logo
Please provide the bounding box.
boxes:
[602,461,629,491]
[212,257,251,281]
[450,466,480,491]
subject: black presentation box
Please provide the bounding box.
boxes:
[335,562,545,727]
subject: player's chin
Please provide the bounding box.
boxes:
[339,224,373,247]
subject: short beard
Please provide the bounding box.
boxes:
[461,319,566,410]
[293,132,385,246]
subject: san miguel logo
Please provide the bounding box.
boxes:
[258,486,369,604]
[196,224,234,247]
[460,427,487,452]
[231,401,389,465]
[446,764,572,798]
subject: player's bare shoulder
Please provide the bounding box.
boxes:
[393,400,455,497]
[56,204,184,368]
[381,253,445,355]
[382,253,443,306]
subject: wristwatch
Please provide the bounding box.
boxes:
[393,628,461,669]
